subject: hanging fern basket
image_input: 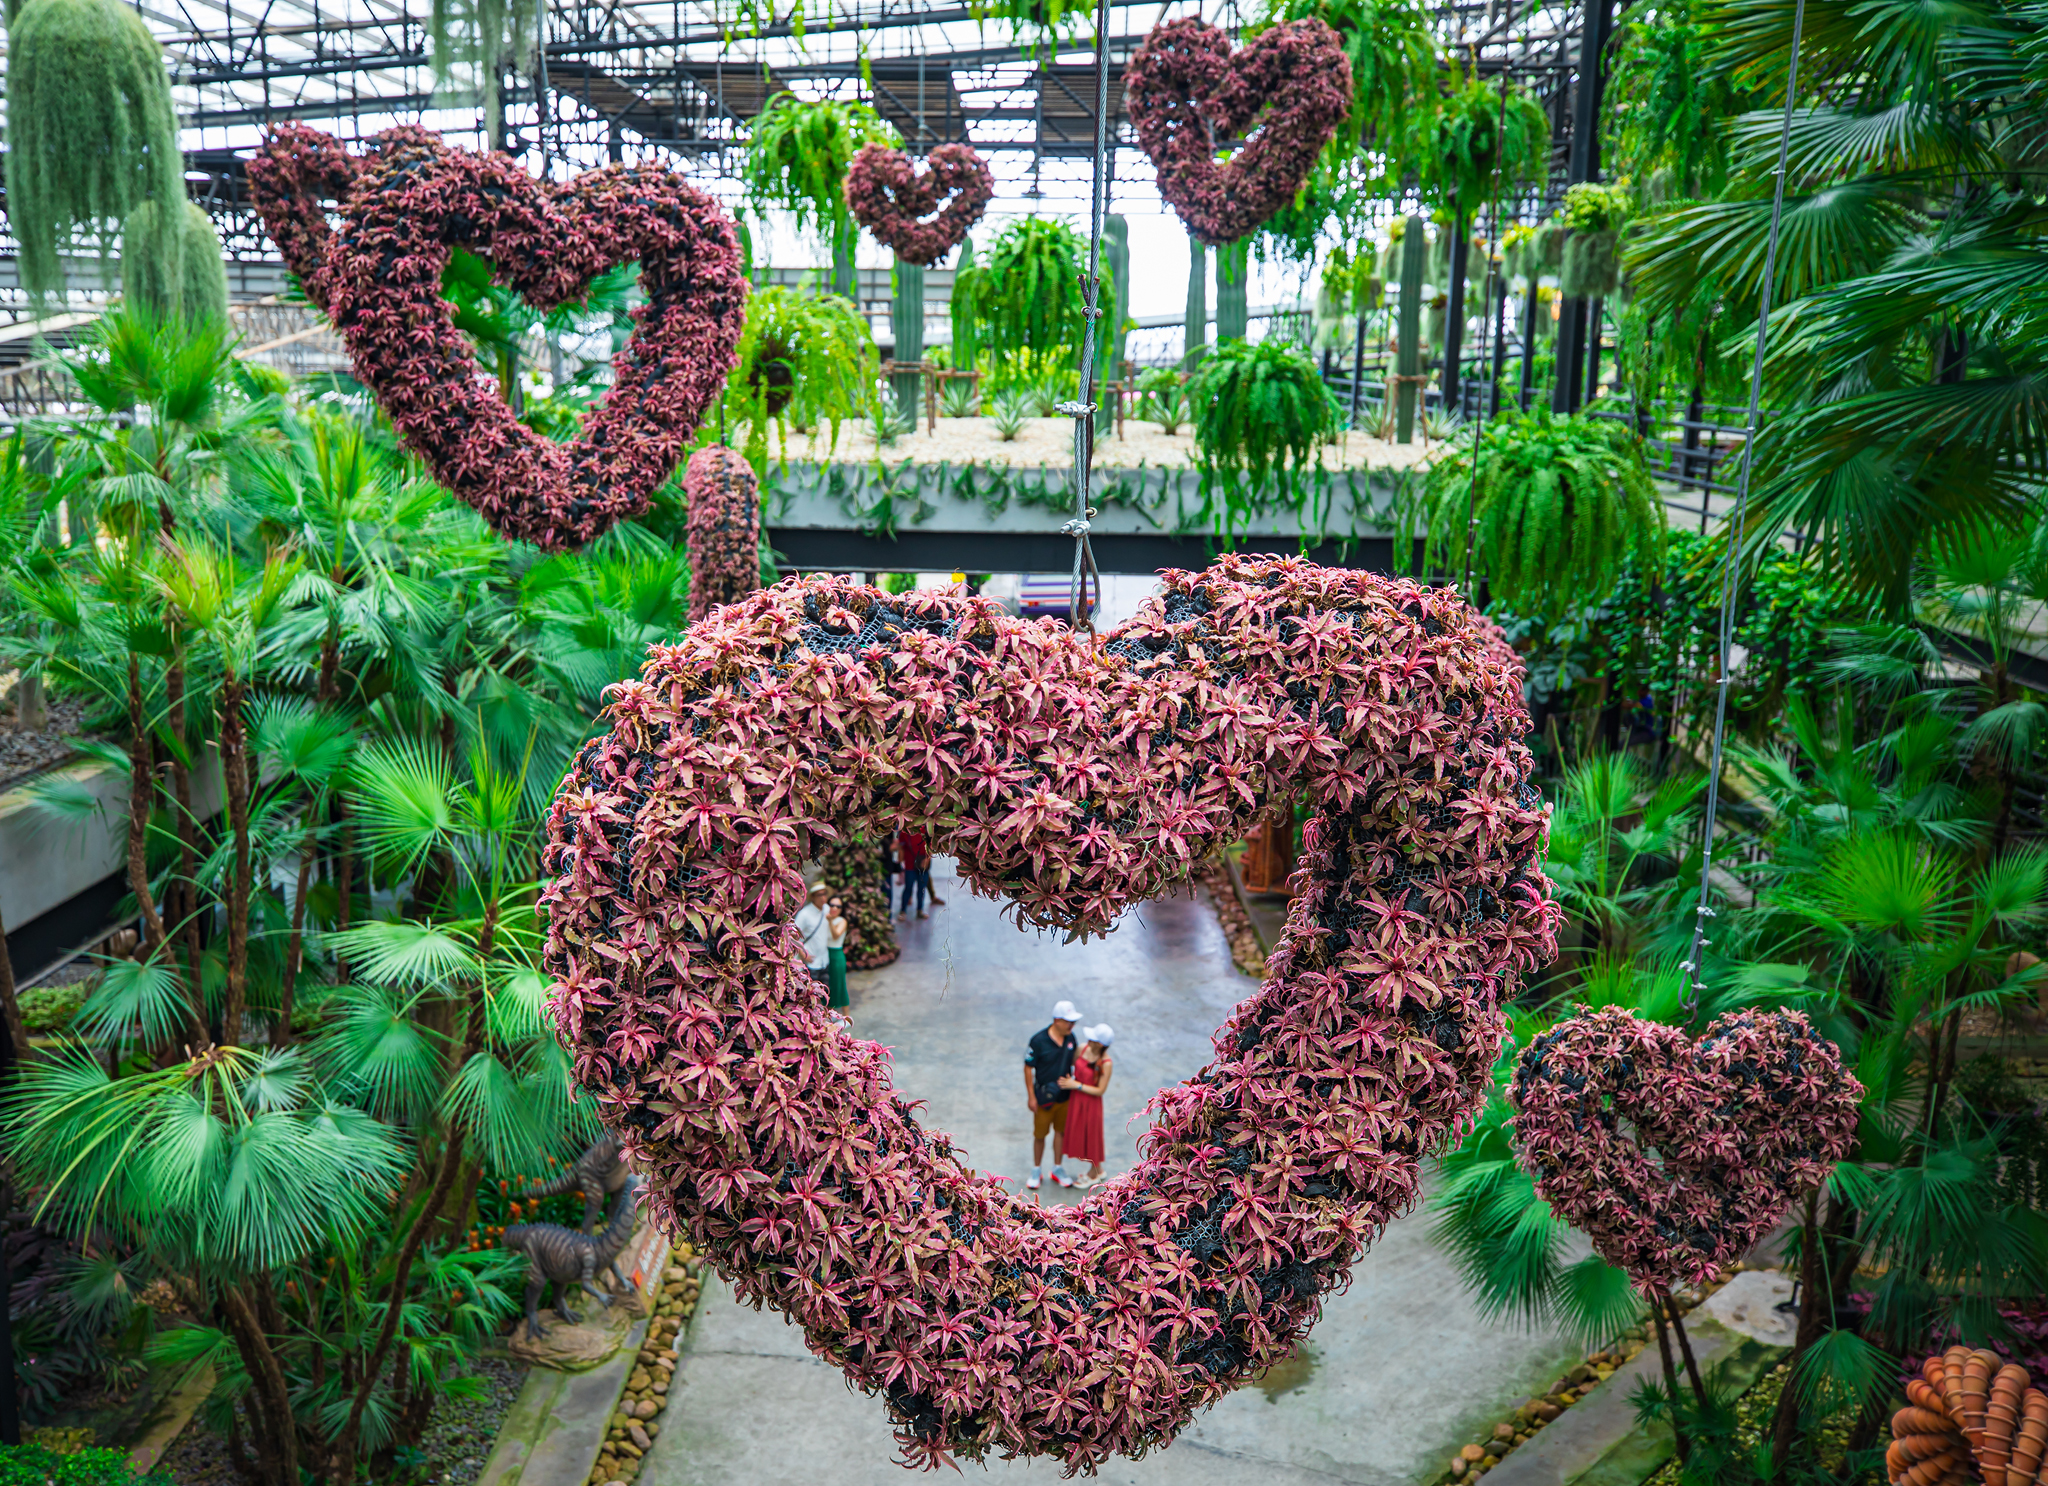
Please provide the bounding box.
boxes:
[1559,230,1623,299]
[7,0,184,304]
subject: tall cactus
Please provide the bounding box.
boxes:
[950,234,980,375]
[1097,215,1130,433]
[1216,238,1250,344]
[891,255,925,423]
[1184,235,1208,370]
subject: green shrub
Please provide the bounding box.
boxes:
[0,1443,171,1485]
[1416,72,1551,215]
[956,218,1106,376]
[709,284,879,470]
[19,981,89,1034]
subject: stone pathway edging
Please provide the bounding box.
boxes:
[1484,1273,1798,1486]
[124,1361,215,1475]
[476,1221,674,1486]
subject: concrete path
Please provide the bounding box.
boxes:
[641,859,1586,1486]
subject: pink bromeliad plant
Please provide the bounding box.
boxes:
[1124,17,1352,247]
[248,124,747,552]
[540,553,1560,1470]
[682,445,760,623]
[1508,1005,1861,1294]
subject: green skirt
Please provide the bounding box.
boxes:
[827,946,849,1008]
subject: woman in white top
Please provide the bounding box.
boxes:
[825,895,850,1010]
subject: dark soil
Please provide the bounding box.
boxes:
[156,1358,527,1485]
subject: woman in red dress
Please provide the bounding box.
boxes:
[1057,1025,1114,1187]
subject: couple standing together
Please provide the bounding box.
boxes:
[1023,999,1114,1190]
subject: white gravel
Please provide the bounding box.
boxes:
[779,416,1443,471]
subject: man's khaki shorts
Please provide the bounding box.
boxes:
[1032,1101,1069,1140]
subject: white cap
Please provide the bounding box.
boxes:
[1051,1000,1082,1023]
[1085,1024,1115,1048]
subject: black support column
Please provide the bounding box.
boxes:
[1552,0,1613,415]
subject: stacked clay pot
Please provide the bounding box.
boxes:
[1889,1347,2048,1486]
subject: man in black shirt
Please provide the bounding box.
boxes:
[1023,999,1082,1190]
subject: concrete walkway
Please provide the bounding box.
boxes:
[641,859,1586,1485]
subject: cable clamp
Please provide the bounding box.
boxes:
[1056,401,1098,418]
[1061,517,1092,537]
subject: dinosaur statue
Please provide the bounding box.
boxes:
[524,1132,630,1233]
[502,1177,642,1340]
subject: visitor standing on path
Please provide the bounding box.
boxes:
[794,882,834,999]
[825,894,850,1012]
[1024,1000,1081,1190]
[897,826,932,919]
[1058,1025,1114,1187]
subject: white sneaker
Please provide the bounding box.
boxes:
[1025,1175,1041,1190]
[1049,1170,1075,1188]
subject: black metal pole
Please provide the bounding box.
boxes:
[1552,0,1612,414]
[1442,216,1469,411]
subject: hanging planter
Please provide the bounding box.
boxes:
[6,0,185,304]
[121,199,230,324]
[1125,16,1353,245]
[1507,1006,1860,1291]
[249,124,747,552]
[1416,73,1551,216]
[539,555,1557,1470]
[844,143,994,268]
[1555,181,1633,299]
[1408,406,1664,618]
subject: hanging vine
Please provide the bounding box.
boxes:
[6,0,184,305]
[121,200,230,324]
[703,284,880,472]
[429,0,541,145]
[955,216,1106,382]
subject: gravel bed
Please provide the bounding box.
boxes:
[782,415,1439,471]
[0,692,93,791]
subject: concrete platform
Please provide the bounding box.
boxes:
[640,858,1586,1485]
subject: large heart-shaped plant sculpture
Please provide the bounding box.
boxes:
[844,142,994,267]
[248,124,747,552]
[540,554,1558,1469]
[1124,17,1352,247]
[1509,1006,1860,1292]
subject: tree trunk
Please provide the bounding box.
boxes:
[1652,1292,1690,1461]
[1669,1296,1707,1403]
[1769,1191,1825,1466]
[218,1282,301,1486]
[277,833,316,1047]
[221,673,253,1046]
[128,658,207,1044]
[335,1128,468,1471]
[0,905,30,1065]
[166,656,205,998]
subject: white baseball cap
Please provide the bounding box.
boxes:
[1051,1000,1082,1023]
[1085,1024,1115,1048]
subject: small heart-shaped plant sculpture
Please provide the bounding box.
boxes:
[1124,17,1352,247]
[844,142,995,267]
[248,124,747,552]
[541,554,1559,1468]
[682,445,761,623]
[1509,1006,1860,1292]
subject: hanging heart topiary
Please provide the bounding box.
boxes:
[540,553,1559,1470]
[1124,17,1352,247]
[843,142,995,268]
[681,445,761,623]
[1508,1005,1860,1293]
[248,124,747,552]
